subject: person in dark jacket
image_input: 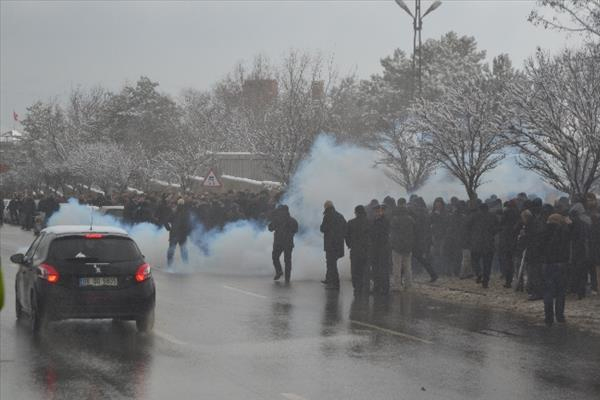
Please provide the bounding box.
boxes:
[268,204,299,283]
[465,203,499,288]
[155,194,173,229]
[370,205,391,295]
[518,209,545,299]
[586,193,600,295]
[345,205,370,295]
[540,213,572,326]
[320,201,346,290]
[410,197,438,282]
[570,202,593,299]
[21,194,36,231]
[7,195,21,225]
[166,198,192,268]
[498,200,520,288]
[389,199,415,290]
[430,197,448,275]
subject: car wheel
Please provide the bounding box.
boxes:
[30,293,46,334]
[136,307,155,333]
[15,284,23,320]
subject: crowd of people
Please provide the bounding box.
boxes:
[302,192,599,327]
[2,188,599,327]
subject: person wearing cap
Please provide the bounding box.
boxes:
[320,201,347,290]
[165,198,191,268]
[345,205,371,295]
[268,204,299,283]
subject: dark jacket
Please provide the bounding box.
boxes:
[370,215,391,268]
[268,207,299,249]
[389,207,415,254]
[345,214,370,256]
[320,207,346,258]
[465,208,499,253]
[498,206,520,253]
[570,203,592,264]
[540,221,572,264]
[166,205,192,243]
[411,207,431,253]
[518,214,545,263]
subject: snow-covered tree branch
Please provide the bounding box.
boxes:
[509,44,600,197]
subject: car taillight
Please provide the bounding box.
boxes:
[85,233,104,239]
[39,263,59,284]
[135,263,151,282]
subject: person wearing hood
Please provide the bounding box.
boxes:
[320,201,347,290]
[345,205,371,295]
[540,213,572,326]
[166,198,192,268]
[366,199,379,222]
[268,204,299,283]
[570,202,594,299]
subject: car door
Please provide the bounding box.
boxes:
[20,234,44,312]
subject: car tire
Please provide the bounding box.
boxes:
[136,307,155,333]
[30,293,46,334]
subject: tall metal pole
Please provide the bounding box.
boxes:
[415,0,422,97]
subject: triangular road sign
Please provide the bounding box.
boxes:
[202,168,222,187]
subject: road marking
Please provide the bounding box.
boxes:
[222,285,268,299]
[281,393,310,400]
[350,320,433,345]
[154,329,188,346]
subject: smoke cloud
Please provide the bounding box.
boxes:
[47,134,562,279]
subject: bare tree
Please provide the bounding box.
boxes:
[375,119,437,193]
[66,86,112,142]
[529,0,600,40]
[67,142,137,194]
[154,129,214,192]
[413,73,511,201]
[509,45,600,197]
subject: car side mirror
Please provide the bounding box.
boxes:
[10,254,25,264]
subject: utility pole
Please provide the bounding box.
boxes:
[395,0,442,97]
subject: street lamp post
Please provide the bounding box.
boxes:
[394,0,442,97]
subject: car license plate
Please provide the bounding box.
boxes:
[79,277,118,287]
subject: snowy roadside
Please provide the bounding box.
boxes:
[412,276,600,335]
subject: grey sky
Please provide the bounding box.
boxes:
[0,0,582,132]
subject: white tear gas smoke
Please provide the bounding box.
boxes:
[47,135,562,279]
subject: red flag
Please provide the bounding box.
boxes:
[12,110,19,122]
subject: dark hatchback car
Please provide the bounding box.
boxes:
[11,225,155,334]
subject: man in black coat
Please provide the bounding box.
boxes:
[268,204,299,283]
[21,193,36,231]
[320,201,346,290]
[370,205,391,295]
[166,199,192,268]
[540,213,572,326]
[465,203,499,288]
[498,200,520,288]
[345,205,370,295]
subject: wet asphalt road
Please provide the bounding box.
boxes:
[1,225,599,400]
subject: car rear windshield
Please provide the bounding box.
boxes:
[48,236,141,263]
